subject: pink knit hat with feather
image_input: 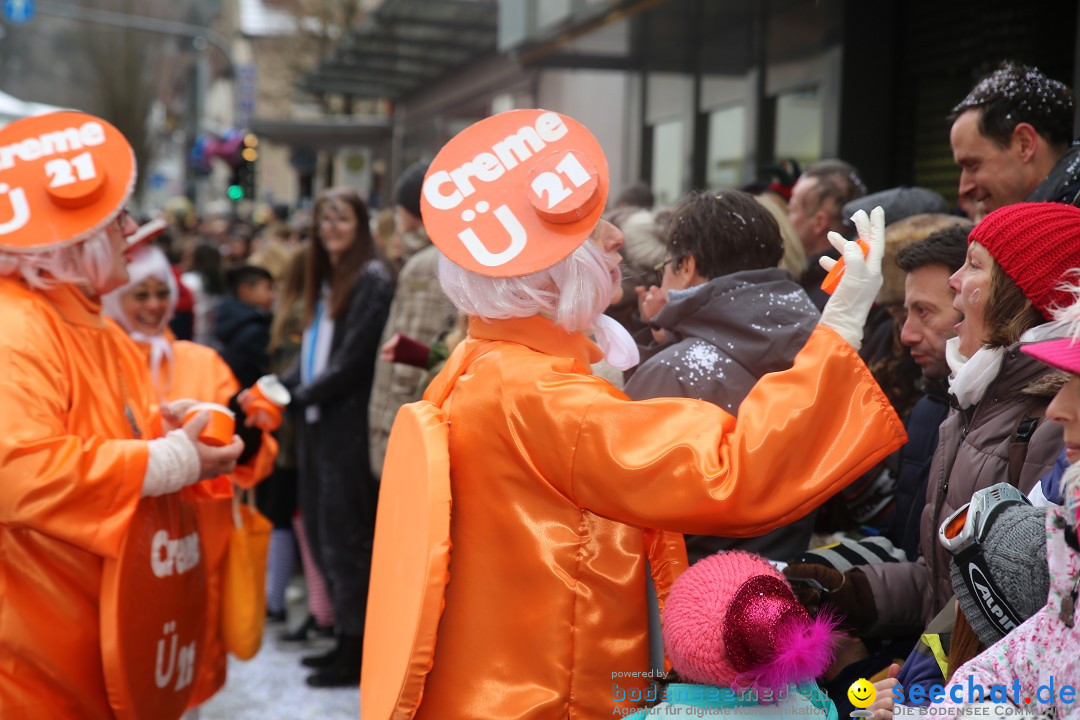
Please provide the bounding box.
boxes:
[663,551,839,692]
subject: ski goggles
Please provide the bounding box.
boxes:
[939,483,1031,636]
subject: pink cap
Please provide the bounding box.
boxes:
[663,551,838,693]
[1021,336,1080,376]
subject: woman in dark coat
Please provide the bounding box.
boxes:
[284,187,394,687]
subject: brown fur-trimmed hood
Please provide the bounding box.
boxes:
[1023,370,1069,398]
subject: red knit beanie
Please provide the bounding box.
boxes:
[969,202,1080,319]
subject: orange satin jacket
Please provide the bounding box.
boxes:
[412,315,906,719]
[0,278,155,719]
[132,336,278,708]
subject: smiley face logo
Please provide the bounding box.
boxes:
[847,678,876,709]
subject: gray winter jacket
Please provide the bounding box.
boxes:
[625,268,820,562]
[862,345,1063,637]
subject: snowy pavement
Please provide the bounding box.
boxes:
[201,615,360,720]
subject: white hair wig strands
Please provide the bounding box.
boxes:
[1051,275,1080,341]
[438,239,616,334]
[0,229,117,292]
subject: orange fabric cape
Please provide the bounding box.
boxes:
[369,314,906,719]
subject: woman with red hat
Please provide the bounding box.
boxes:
[363,109,906,719]
[0,113,243,719]
[928,275,1080,717]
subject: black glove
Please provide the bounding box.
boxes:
[783,563,877,633]
[228,392,263,466]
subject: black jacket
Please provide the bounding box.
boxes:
[213,297,271,389]
[1028,141,1080,206]
[885,382,950,561]
[285,259,395,485]
[283,259,394,638]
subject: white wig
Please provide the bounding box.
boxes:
[0,229,118,293]
[438,238,615,333]
[437,236,639,369]
[1051,275,1080,339]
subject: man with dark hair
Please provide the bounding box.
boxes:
[788,159,868,309]
[628,189,821,562]
[886,224,970,557]
[895,227,969,381]
[949,61,1079,217]
[782,226,971,693]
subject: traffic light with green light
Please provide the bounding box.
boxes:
[227,133,259,202]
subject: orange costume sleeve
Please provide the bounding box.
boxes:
[567,326,904,535]
[402,316,906,720]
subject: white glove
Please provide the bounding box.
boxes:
[817,206,885,350]
[142,429,200,497]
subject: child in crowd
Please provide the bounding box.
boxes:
[215,264,275,388]
[626,551,839,718]
[874,490,1051,714]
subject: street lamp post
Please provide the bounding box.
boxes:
[30,0,237,205]
[33,0,234,73]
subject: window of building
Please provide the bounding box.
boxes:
[705,104,746,189]
[651,119,684,206]
[774,86,821,167]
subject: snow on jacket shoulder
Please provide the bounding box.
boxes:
[626,268,819,411]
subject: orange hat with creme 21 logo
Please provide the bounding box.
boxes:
[0,111,135,253]
[420,109,609,278]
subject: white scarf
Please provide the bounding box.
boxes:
[947,322,1067,409]
[130,331,174,399]
[592,314,640,371]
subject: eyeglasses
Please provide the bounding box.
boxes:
[115,209,132,230]
[653,258,674,286]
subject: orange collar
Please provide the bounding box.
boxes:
[41,282,105,328]
[468,315,604,367]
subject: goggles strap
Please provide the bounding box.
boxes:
[954,546,1025,637]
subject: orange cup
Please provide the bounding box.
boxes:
[244,375,291,431]
[183,402,236,447]
[820,237,870,295]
